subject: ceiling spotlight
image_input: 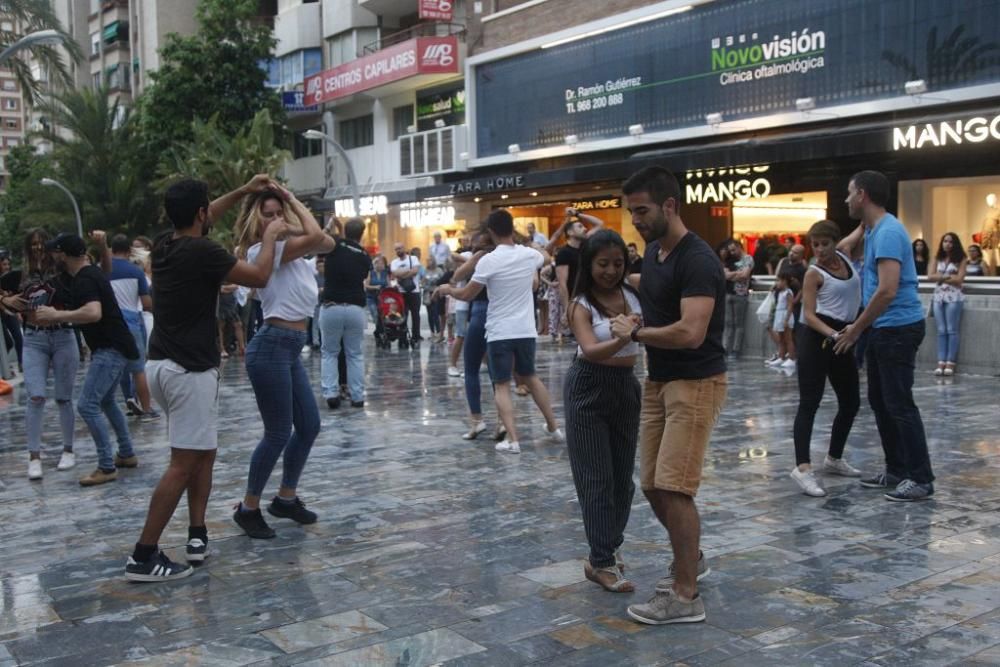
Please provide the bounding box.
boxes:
[564,134,578,145]
[905,79,927,96]
[500,194,509,199]
[530,192,538,196]
[628,124,643,136]
[473,197,481,202]
[795,97,816,112]
[705,113,723,127]
[507,143,520,154]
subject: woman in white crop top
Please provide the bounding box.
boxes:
[565,230,643,593]
[232,185,335,538]
[790,220,863,498]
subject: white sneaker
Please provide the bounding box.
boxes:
[57,451,76,470]
[781,358,797,370]
[823,455,861,477]
[790,467,826,497]
[765,356,784,366]
[462,422,487,440]
[447,366,462,377]
[547,427,565,441]
[28,458,42,480]
[495,440,521,454]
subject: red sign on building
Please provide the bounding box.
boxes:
[419,0,454,21]
[304,36,459,106]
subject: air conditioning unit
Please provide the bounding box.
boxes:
[399,125,468,177]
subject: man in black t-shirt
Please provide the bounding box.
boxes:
[547,207,605,333]
[35,233,139,488]
[122,175,286,583]
[609,167,727,626]
[319,217,372,408]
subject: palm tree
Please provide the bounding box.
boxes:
[32,85,159,234]
[0,0,79,104]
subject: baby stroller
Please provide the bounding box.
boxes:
[375,286,414,349]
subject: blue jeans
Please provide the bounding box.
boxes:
[22,327,79,453]
[319,304,366,402]
[119,310,146,400]
[932,300,963,363]
[245,325,321,496]
[865,321,934,485]
[77,348,134,471]
[463,300,491,415]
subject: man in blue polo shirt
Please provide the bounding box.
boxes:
[834,170,934,501]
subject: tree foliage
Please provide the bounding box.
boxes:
[135,0,284,160]
[159,108,292,244]
[0,0,80,104]
[31,86,160,236]
[0,144,71,257]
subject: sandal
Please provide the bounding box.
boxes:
[462,422,487,440]
[615,548,626,574]
[493,425,507,442]
[584,561,634,593]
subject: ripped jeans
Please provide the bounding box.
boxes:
[22,327,79,453]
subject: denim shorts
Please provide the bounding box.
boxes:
[487,337,536,383]
[454,310,469,338]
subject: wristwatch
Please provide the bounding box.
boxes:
[629,323,642,342]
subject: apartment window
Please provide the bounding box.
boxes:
[1,80,15,91]
[4,118,19,131]
[1,21,13,32]
[339,114,373,149]
[91,32,101,56]
[106,63,130,91]
[391,105,414,140]
[4,137,20,148]
[92,72,102,88]
[2,98,17,111]
[293,126,323,159]
[327,32,354,68]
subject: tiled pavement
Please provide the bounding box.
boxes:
[2,336,1000,666]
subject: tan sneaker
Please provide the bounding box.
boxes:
[114,455,138,468]
[79,468,118,486]
[656,550,710,593]
[627,589,706,625]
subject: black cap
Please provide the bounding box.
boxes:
[45,233,87,257]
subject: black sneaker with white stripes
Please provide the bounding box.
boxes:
[125,550,193,582]
[186,537,209,563]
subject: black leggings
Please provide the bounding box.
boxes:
[793,318,860,466]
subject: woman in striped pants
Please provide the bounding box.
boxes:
[565,230,643,592]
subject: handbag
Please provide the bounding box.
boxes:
[755,290,775,324]
[397,257,416,292]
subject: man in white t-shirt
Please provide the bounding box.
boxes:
[437,210,563,453]
[390,243,423,340]
[429,231,451,268]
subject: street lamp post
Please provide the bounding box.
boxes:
[0,29,65,64]
[302,129,360,217]
[40,177,83,237]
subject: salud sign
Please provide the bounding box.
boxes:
[305,36,459,106]
[419,0,453,21]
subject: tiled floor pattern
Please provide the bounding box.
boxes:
[2,337,999,666]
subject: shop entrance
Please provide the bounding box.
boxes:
[504,193,634,246]
[730,191,828,258]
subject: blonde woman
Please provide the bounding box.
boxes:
[232,185,335,539]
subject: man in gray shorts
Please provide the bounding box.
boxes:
[124,175,286,582]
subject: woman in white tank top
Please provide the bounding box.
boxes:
[790,220,863,498]
[565,230,643,593]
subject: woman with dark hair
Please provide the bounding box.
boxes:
[911,238,929,276]
[9,228,79,479]
[929,232,967,376]
[790,220,862,497]
[966,244,989,276]
[564,229,642,592]
[231,185,335,539]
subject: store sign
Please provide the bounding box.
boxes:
[449,174,525,195]
[281,91,318,112]
[401,201,456,228]
[892,113,1000,150]
[417,87,466,131]
[418,0,453,21]
[571,197,621,210]
[474,0,1000,157]
[334,195,388,218]
[685,165,771,204]
[305,36,459,105]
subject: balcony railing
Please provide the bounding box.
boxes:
[400,124,467,177]
[362,22,465,56]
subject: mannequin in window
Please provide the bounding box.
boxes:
[980,193,1000,271]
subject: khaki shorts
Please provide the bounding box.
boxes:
[147,359,220,450]
[639,373,727,496]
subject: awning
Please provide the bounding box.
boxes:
[322,177,435,205]
[102,21,119,43]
